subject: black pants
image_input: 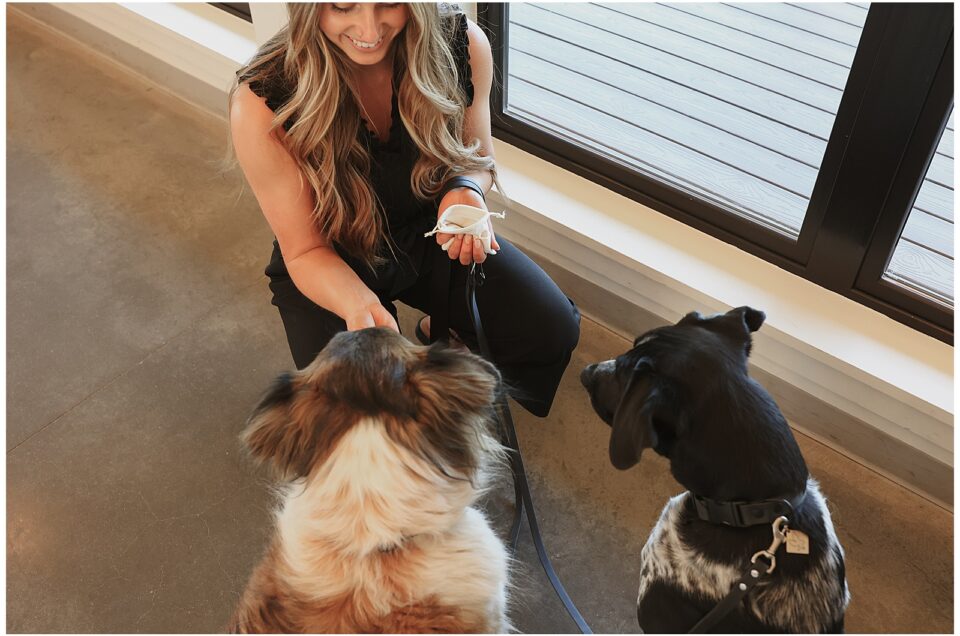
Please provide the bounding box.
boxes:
[264,237,581,417]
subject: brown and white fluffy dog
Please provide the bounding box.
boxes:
[229,328,510,633]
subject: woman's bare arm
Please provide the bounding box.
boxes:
[440,18,500,265]
[230,84,397,331]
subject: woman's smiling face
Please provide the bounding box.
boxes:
[319,3,410,66]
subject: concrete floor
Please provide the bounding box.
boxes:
[6,13,953,634]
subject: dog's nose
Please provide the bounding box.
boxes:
[580,364,595,388]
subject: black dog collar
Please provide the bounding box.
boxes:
[691,490,806,527]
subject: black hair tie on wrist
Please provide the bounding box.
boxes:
[439,175,485,203]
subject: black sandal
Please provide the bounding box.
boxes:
[414,316,431,345]
[415,316,470,350]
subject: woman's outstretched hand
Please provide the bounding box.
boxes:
[346,302,400,333]
[436,188,500,266]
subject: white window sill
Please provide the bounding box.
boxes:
[490,140,953,468]
[119,3,257,65]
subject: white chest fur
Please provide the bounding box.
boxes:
[273,419,508,626]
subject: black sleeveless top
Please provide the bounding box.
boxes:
[239,12,474,300]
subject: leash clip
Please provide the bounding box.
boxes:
[689,516,789,633]
[469,262,486,288]
[750,516,788,574]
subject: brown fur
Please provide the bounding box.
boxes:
[229,541,488,634]
[231,328,507,633]
[241,329,499,482]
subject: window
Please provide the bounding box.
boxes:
[499,3,865,239]
[210,3,252,23]
[882,110,953,307]
[480,3,954,343]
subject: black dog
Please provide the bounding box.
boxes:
[581,307,849,633]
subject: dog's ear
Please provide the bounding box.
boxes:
[404,346,501,478]
[609,359,657,470]
[708,307,766,357]
[735,306,765,332]
[241,372,316,480]
[410,345,500,421]
[721,306,765,334]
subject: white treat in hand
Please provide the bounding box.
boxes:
[424,204,505,255]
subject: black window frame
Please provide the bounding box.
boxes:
[210,3,252,22]
[478,2,953,344]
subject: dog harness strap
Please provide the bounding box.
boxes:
[692,492,801,527]
[689,516,788,633]
[688,562,772,633]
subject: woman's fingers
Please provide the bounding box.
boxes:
[385,316,400,333]
[372,305,400,333]
[488,219,500,252]
[460,238,474,266]
[440,233,501,265]
[347,304,399,333]
[448,235,463,260]
[346,310,375,331]
[472,237,486,264]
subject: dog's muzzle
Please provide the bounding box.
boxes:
[581,360,619,426]
[580,364,597,388]
[580,359,614,389]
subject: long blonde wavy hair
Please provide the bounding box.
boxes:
[230,3,498,267]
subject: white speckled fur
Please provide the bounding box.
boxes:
[638,477,849,632]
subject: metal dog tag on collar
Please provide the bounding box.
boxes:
[785,529,810,555]
[424,204,505,255]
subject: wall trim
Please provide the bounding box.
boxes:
[10,3,251,116]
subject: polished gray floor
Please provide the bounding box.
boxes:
[7,13,953,633]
